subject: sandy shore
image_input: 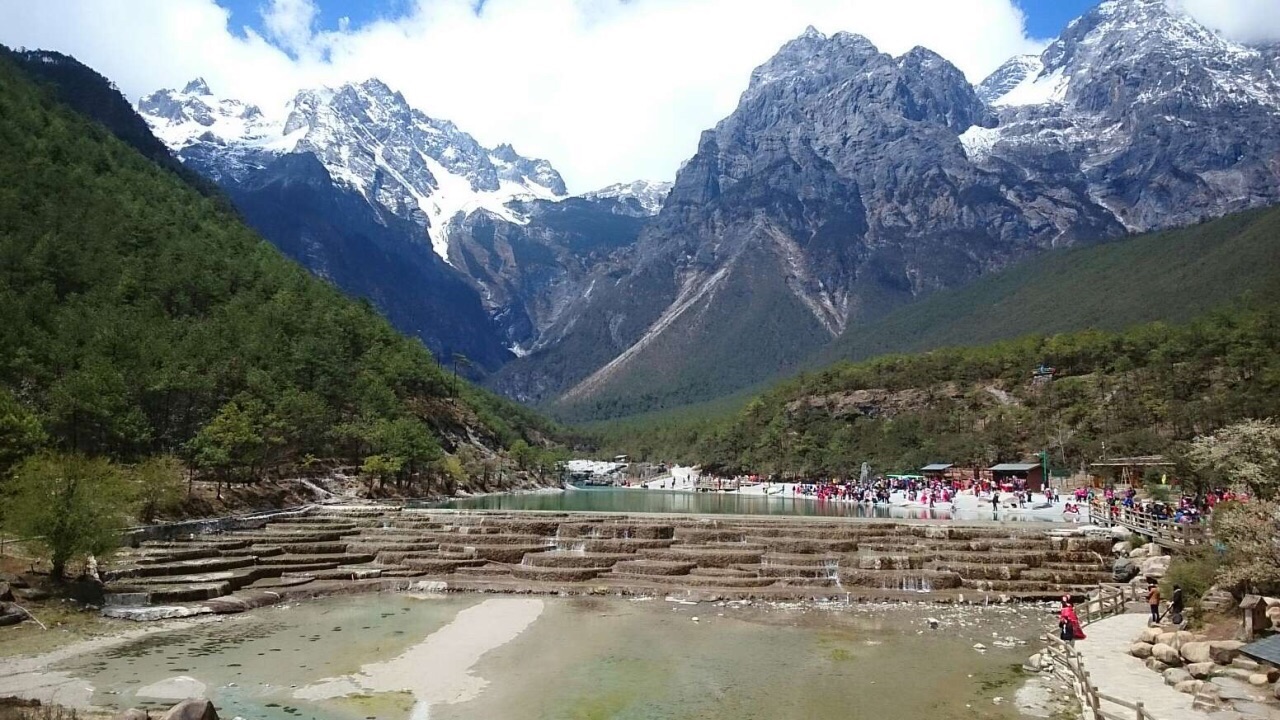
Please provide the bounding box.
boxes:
[295,597,545,719]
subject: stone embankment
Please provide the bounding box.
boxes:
[1130,624,1280,716]
[99,508,1114,619]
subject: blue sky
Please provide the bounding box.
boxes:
[218,0,1099,42]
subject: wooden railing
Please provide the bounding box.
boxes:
[1039,583,1159,720]
[1078,582,1142,626]
[1087,500,1208,549]
[1044,634,1159,720]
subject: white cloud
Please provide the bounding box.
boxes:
[6,0,1271,191]
[1174,0,1280,45]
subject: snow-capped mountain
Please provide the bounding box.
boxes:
[496,0,1280,416]
[972,0,1280,230]
[580,180,673,217]
[138,78,567,261]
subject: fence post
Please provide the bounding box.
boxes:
[1136,701,1145,720]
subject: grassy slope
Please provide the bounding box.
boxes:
[818,206,1280,366]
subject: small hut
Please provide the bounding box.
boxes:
[989,462,1045,492]
[921,463,953,483]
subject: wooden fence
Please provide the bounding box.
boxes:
[1041,583,1160,720]
[1087,500,1208,549]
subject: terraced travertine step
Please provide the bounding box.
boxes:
[122,567,266,591]
[556,538,674,553]
[931,562,1028,581]
[105,556,256,580]
[244,575,315,590]
[225,531,352,543]
[693,567,758,578]
[520,552,634,568]
[401,557,487,573]
[1019,569,1113,584]
[141,538,253,550]
[744,537,858,554]
[607,572,777,588]
[249,542,348,555]
[753,564,836,579]
[451,563,517,578]
[374,549,451,564]
[123,548,224,564]
[637,547,765,568]
[1039,560,1105,571]
[255,553,374,566]
[837,569,963,591]
[672,529,747,543]
[280,566,383,581]
[930,550,1043,567]
[759,552,841,568]
[438,544,553,563]
[106,582,231,604]
[1041,551,1108,563]
[509,565,607,582]
[960,579,1098,592]
[611,559,695,576]
[345,542,440,555]
[853,554,925,570]
[557,523,675,540]
[262,521,360,532]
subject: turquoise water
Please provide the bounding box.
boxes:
[431,488,1061,522]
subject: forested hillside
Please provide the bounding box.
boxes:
[0,55,565,492]
[598,304,1280,474]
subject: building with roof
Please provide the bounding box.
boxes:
[921,463,953,482]
[989,461,1045,491]
[1089,455,1174,487]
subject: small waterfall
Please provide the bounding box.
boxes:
[894,575,933,593]
[823,559,843,591]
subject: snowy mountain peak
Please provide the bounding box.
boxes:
[182,77,212,96]
[580,180,673,216]
[983,0,1280,110]
[138,77,568,262]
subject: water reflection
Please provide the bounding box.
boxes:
[429,488,1058,522]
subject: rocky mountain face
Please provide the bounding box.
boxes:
[136,77,649,370]
[500,1,1280,419]
[972,0,1280,231]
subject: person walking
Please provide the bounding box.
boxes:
[1147,581,1161,624]
[1169,585,1185,626]
[1059,599,1086,647]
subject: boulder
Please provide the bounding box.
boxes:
[1249,673,1271,686]
[1187,662,1217,679]
[1141,555,1172,578]
[1152,643,1183,666]
[1164,668,1193,686]
[1129,546,1150,559]
[1209,641,1245,665]
[1111,526,1133,540]
[1157,630,1195,649]
[114,710,149,720]
[0,571,28,589]
[1138,626,1163,644]
[0,581,12,601]
[1113,558,1138,583]
[160,699,217,720]
[1274,678,1280,701]
[1181,642,1213,664]
[1130,642,1154,659]
[1146,657,1170,673]
[1113,540,1133,555]
[1174,679,1203,695]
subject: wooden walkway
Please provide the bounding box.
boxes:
[1087,501,1208,550]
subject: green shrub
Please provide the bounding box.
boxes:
[1161,549,1220,625]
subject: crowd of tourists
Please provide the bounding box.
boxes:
[1083,486,1246,524]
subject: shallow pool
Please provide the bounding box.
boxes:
[51,593,1050,720]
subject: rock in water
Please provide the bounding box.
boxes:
[161,699,217,720]
[137,676,208,701]
[115,709,150,720]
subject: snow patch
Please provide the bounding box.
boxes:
[959,125,1002,162]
